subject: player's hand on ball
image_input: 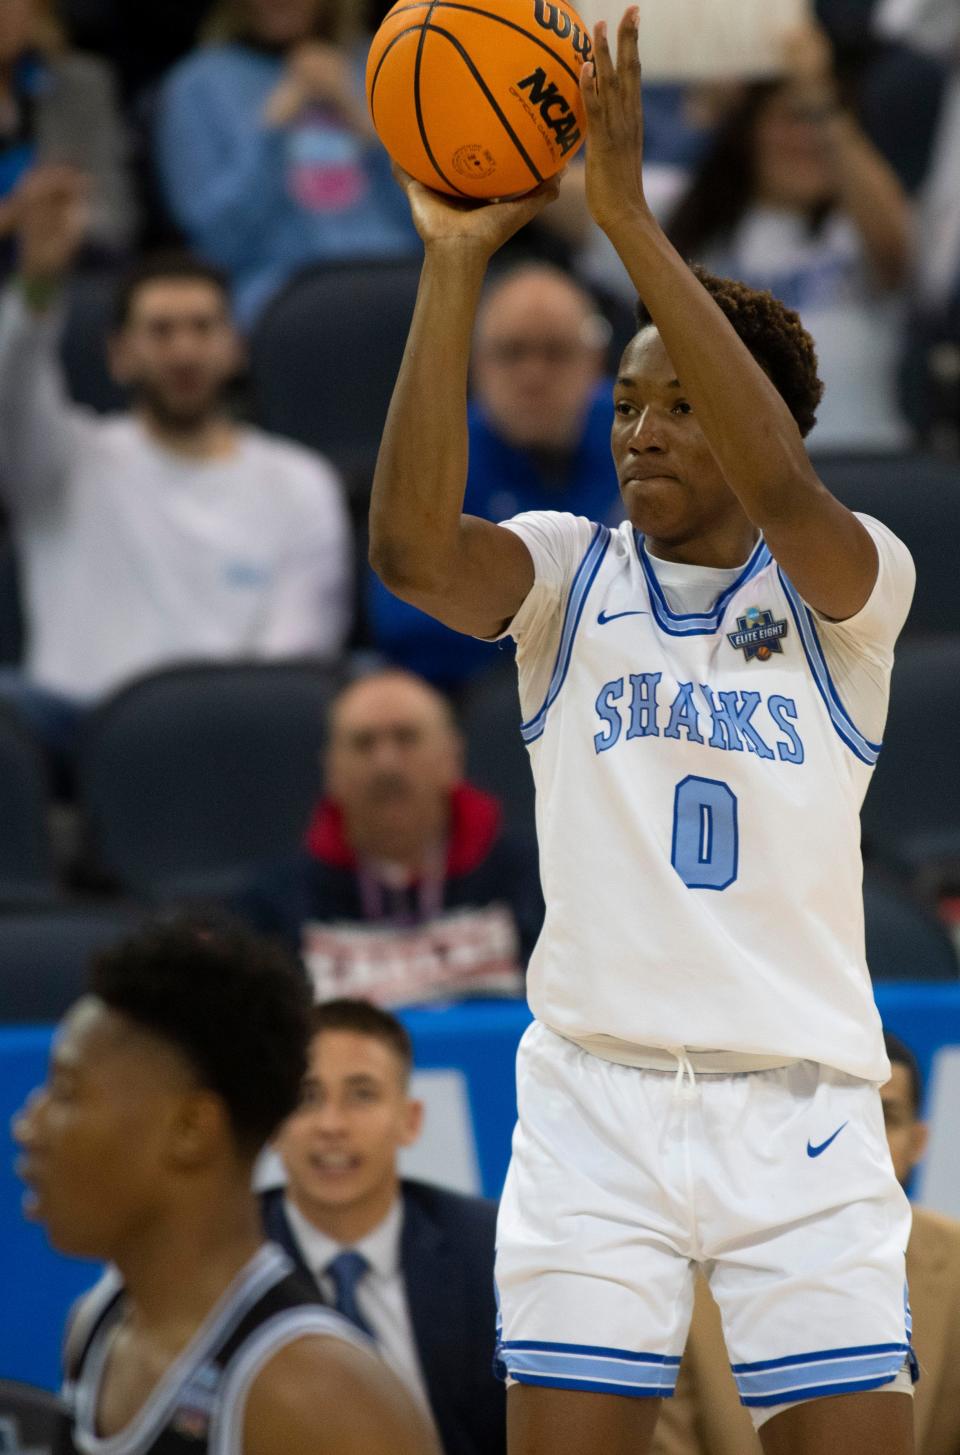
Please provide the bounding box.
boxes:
[393,165,561,261]
[580,7,649,235]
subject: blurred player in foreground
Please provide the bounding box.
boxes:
[369,9,916,1454]
[12,920,437,1455]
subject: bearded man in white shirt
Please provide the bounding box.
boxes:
[0,166,351,766]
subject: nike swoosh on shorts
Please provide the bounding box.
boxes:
[807,1121,849,1158]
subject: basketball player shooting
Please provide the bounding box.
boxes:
[370,9,918,1454]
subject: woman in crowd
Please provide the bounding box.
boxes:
[0,0,134,273]
[155,0,419,326]
[667,24,914,453]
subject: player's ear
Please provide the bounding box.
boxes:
[167,1089,230,1170]
[398,1098,424,1148]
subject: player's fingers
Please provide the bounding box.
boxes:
[591,19,616,99]
[579,58,600,117]
[618,6,642,113]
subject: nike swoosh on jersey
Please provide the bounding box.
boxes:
[597,609,650,625]
[806,1121,849,1158]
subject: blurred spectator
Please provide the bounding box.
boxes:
[652,1029,960,1455]
[0,0,134,273]
[0,171,351,764]
[60,0,214,106]
[263,998,505,1455]
[239,669,543,1005]
[367,264,619,689]
[667,23,915,452]
[876,0,960,449]
[155,0,419,325]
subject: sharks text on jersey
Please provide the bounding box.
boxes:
[592,672,805,763]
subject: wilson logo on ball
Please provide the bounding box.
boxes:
[515,68,582,155]
[532,0,592,60]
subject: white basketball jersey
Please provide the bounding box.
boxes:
[499,511,915,1082]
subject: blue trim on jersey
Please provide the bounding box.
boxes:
[635,532,772,637]
[498,1339,681,1397]
[732,1342,910,1403]
[777,569,882,765]
[521,524,611,745]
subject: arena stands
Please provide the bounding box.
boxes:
[0,2,958,1447]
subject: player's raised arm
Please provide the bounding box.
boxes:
[580,8,879,622]
[368,174,557,639]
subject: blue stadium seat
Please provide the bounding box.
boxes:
[0,706,55,904]
[0,907,143,1022]
[249,258,423,493]
[78,661,344,902]
[863,865,957,981]
[813,453,960,635]
[862,637,960,881]
[460,664,535,842]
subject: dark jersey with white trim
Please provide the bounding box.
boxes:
[58,1244,364,1455]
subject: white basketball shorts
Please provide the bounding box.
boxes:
[495,1021,916,1414]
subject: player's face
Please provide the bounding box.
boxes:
[110,281,241,431]
[246,0,327,46]
[613,327,744,548]
[752,86,833,211]
[880,1064,928,1188]
[275,1031,422,1221]
[12,998,199,1259]
[473,278,604,452]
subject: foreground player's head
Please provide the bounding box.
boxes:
[274,999,423,1239]
[614,267,824,549]
[13,919,312,1260]
[881,1030,929,1188]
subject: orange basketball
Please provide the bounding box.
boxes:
[366,0,592,199]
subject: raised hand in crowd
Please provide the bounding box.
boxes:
[14,165,90,298]
[264,40,374,137]
[779,19,912,289]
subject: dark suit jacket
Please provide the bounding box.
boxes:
[261,1179,505,1455]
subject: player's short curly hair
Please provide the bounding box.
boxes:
[90,918,313,1157]
[634,265,824,439]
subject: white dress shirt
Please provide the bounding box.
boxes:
[283,1195,436,1423]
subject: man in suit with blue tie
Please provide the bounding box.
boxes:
[261,998,505,1455]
